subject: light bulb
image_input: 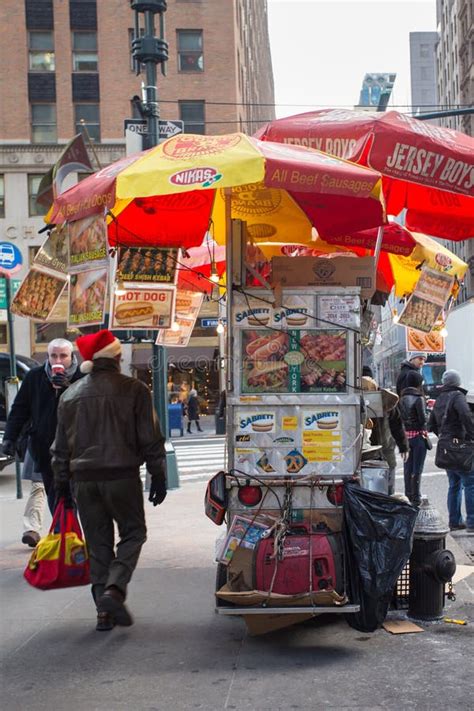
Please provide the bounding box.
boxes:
[171,321,180,332]
[216,321,225,334]
[392,314,400,324]
[440,327,448,337]
[210,261,219,283]
[115,280,126,296]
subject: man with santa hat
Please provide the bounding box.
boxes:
[51,329,167,631]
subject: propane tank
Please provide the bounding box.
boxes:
[408,496,456,621]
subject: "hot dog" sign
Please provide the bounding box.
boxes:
[110,285,176,330]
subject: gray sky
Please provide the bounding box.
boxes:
[267,0,437,118]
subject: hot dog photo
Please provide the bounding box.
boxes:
[111,286,176,330]
[242,330,290,392]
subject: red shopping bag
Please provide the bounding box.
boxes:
[24,497,90,590]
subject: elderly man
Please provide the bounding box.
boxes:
[396,352,427,396]
[2,338,82,525]
[51,329,167,632]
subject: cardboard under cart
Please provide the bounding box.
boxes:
[210,246,382,631]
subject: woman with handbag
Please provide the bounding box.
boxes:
[399,371,428,506]
[429,370,474,532]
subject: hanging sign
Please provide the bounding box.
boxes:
[110,285,176,330]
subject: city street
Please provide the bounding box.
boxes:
[1,436,472,711]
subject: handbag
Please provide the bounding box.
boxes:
[422,433,433,451]
[435,394,474,473]
[24,498,90,590]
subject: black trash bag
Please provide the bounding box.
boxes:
[343,482,418,632]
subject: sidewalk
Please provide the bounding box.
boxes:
[0,484,473,711]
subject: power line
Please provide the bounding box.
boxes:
[158,98,472,109]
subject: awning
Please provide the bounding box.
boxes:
[132,346,217,367]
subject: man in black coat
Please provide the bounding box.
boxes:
[2,338,82,512]
[396,352,427,396]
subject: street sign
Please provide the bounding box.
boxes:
[124,118,184,141]
[0,278,21,309]
[0,242,22,274]
[201,318,227,328]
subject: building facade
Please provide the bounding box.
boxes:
[410,32,439,117]
[0,0,275,409]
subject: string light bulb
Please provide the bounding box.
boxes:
[216,320,225,334]
[171,321,180,332]
[440,326,448,338]
[392,308,399,324]
[210,262,219,283]
[115,280,126,296]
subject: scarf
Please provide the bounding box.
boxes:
[44,354,79,384]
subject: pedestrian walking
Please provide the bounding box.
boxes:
[20,446,46,547]
[428,370,474,532]
[399,371,429,506]
[1,338,82,513]
[51,329,167,631]
[187,388,203,433]
[396,352,427,396]
[361,367,408,495]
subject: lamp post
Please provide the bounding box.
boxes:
[130,0,178,488]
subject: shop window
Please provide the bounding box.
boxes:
[0,175,4,218]
[75,103,100,142]
[177,30,203,72]
[31,103,57,143]
[72,31,98,71]
[29,30,55,71]
[179,100,205,134]
[28,175,48,217]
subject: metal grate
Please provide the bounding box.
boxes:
[392,562,410,609]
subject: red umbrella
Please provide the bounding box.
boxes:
[256,109,474,241]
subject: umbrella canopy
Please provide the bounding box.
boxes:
[51,133,385,249]
[256,109,474,241]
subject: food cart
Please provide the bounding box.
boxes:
[206,233,392,632]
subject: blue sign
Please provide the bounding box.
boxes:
[201,318,227,328]
[0,242,22,274]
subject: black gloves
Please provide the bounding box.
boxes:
[1,440,16,457]
[149,478,167,506]
[148,458,167,506]
[52,373,70,390]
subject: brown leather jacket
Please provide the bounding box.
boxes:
[51,359,166,483]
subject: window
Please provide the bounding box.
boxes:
[177,30,203,72]
[72,31,98,71]
[31,103,57,143]
[29,31,55,71]
[75,103,100,142]
[28,175,49,216]
[0,175,4,218]
[179,100,205,134]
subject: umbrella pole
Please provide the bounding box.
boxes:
[373,225,384,272]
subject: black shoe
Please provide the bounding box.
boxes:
[98,589,133,627]
[22,531,40,548]
[449,524,466,531]
[96,612,115,632]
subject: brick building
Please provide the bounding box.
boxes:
[0,0,274,406]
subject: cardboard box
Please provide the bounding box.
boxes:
[215,585,347,608]
[272,256,376,299]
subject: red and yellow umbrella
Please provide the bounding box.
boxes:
[256,109,474,241]
[51,132,385,249]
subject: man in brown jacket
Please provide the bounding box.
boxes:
[51,329,167,631]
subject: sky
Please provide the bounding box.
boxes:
[267,0,437,118]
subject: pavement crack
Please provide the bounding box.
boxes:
[223,635,245,710]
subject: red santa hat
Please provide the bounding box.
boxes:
[76,329,122,374]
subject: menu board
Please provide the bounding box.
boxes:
[10,268,67,322]
[33,225,68,275]
[398,267,453,333]
[116,246,179,285]
[241,329,347,394]
[68,267,107,327]
[110,285,176,330]
[232,404,357,477]
[69,215,108,272]
[156,290,204,347]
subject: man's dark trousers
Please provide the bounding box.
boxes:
[74,478,147,596]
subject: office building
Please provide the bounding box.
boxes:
[0,0,275,409]
[410,32,438,117]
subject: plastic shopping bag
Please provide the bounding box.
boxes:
[24,497,90,590]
